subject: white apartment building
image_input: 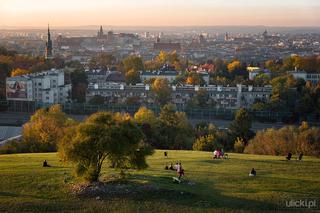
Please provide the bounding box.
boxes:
[288,69,320,84]
[6,69,71,104]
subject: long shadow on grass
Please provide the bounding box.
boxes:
[237,158,317,166]
[0,191,18,197]
[0,191,49,200]
[83,173,281,212]
[200,159,225,165]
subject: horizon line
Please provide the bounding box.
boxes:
[1,25,320,29]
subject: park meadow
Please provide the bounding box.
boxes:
[0,150,319,212]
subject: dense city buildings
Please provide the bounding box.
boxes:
[1,26,320,64]
[1,26,319,116]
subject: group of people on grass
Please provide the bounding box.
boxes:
[248,152,304,178]
[213,149,228,159]
[166,162,185,180]
[164,152,185,180]
[286,152,303,161]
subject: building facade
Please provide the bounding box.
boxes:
[86,83,271,109]
[288,69,320,84]
[6,69,71,104]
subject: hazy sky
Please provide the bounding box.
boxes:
[1,0,320,27]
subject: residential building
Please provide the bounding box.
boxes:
[86,83,271,109]
[247,66,270,80]
[140,64,210,85]
[86,69,125,84]
[6,69,71,104]
[288,69,320,84]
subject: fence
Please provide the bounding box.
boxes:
[0,100,300,123]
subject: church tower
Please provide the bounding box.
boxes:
[45,25,53,59]
[97,25,104,38]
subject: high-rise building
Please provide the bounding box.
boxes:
[45,25,53,59]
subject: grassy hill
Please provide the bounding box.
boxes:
[0,151,319,212]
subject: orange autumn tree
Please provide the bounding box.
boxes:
[11,68,30,77]
[23,105,76,152]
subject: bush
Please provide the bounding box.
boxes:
[0,139,25,154]
[244,124,320,157]
[234,137,245,153]
[193,134,222,151]
[1,105,75,154]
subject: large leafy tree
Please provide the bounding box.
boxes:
[155,104,194,149]
[269,74,297,111]
[88,53,116,70]
[122,55,144,73]
[229,108,254,145]
[69,67,88,103]
[23,105,74,152]
[151,78,172,105]
[193,134,222,151]
[134,107,157,126]
[125,69,141,85]
[58,112,153,182]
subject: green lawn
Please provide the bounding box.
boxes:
[0,151,319,212]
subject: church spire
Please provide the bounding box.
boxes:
[45,24,53,59]
[98,25,104,38]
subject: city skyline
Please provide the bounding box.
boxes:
[1,0,320,27]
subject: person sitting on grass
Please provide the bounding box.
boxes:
[164,151,168,158]
[169,163,175,170]
[286,152,292,161]
[43,160,50,167]
[249,168,256,177]
[177,163,185,180]
[220,149,229,159]
[213,150,218,159]
[174,162,179,170]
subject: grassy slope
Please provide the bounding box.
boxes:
[0,151,319,212]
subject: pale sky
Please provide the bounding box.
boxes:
[1,0,320,27]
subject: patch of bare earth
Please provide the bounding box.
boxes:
[70,178,195,201]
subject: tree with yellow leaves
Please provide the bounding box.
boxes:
[23,105,75,152]
[134,107,157,126]
[11,68,30,77]
[227,60,242,73]
[151,78,172,105]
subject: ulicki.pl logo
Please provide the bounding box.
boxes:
[280,197,319,209]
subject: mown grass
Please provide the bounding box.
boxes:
[0,151,319,212]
